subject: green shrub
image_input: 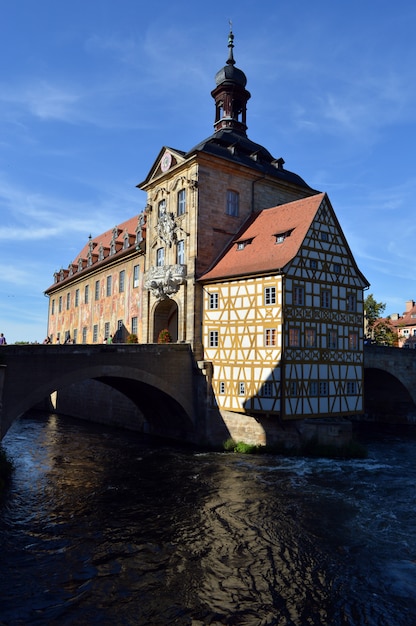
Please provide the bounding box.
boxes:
[157,329,172,344]
[127,333,138,343]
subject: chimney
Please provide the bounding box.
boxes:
[405,300,415,312]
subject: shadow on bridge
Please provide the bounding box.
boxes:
[0,343,221,444]
[364,345,416,424]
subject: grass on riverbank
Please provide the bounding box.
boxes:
[0,447,14,493]
[223,437,368,459]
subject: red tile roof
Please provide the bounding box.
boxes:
[200,193,326,281]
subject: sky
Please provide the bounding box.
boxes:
[1,0,416,343]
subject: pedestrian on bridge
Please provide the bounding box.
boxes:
[0,333,7,345]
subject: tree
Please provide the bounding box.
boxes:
[364,293,397,346]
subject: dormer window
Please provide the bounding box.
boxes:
[78,258,83,272]
[98,244,105,261]
[274,229,292,244]
[236,237,253,250]
[123,230,130,250]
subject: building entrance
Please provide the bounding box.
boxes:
[153,299,178,343]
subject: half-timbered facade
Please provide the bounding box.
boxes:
[201,193,369,420]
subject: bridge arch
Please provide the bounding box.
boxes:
[0,344,203,441]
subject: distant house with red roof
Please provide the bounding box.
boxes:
[389,300,416,348]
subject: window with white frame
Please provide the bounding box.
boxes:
[119,270,125,293]
[265,328,277,346]
[328,329,337,349]
[294,286,304,305]
[348,332,358,350]
[209,330,219,347]
[226,190,239,216]
[176,240,185,265]
[289,328,300,347]
[106,275,112,296]
[133,265,139,288]
[219,381,226,394]
[177,189,186,215]
[346,381,357,394]
[156,247,165,267]
[264,286,276,305]
[321,289,331,308]
[346,293,357,312]
[209,293,218,309]
[305,328,317,348]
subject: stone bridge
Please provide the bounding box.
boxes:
[0,343,217,444]
[364,345,416,423]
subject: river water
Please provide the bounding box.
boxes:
[0,412,415,626]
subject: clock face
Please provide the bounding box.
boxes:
[161,151,172,173]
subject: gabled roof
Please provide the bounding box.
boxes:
[199,193,326,281]
[138,146,187,188]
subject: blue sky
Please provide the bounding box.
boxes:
[1,0,415,343]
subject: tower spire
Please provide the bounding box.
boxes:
[211,28,251,135]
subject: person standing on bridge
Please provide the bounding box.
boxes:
[0,333,7,345]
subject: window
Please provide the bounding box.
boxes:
[294,286,304,306]
[73,328,78,344]
[93,324,98,343]
[239,382,245,395]
[289,328,300,347]
[209,330,219,347]
[333,263,341,274]
[133,265,140,288]
[275,233,285,244]
[265,328,277,346]
[263,382,272,397]
[116,319,123,342]
[289,382,297,396]
[84,285,89,304]
[176,240,185,265]
[156,247,165,267]
[106,276,112,297]
[305,328,317,348]
[82,327,87,343]
[177,189,186,215]
[346,293,357,312]
[58,296,62,313]
[321,231,329,242]
[264,286,276,305]
[309,381,318,396]
[209,293,218,309]
[95,280,100,301]
[51,299,55,315]
[346,381,357,394]
[321,290,331,309]
[104,322,110,339]
[75,289,79,307]
[66,293,71,310]
[219,381,226,394]
[319,382,328,395]
[310,259,318,269]
[158,199,166,217]
[226,190,239,216]
[131,316,138,336]
[119,270,125,293]
[348,332,358,350]
[328,329,338,349]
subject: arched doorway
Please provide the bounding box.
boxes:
[153,299,179,343]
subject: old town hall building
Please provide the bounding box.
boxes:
[45,31,369,424]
